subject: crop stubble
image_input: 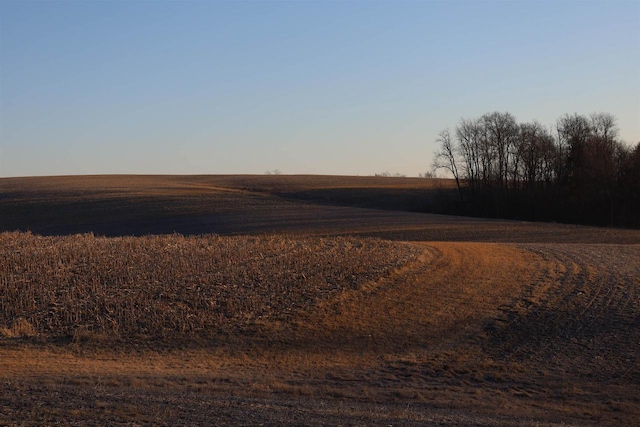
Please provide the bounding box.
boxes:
[1,234,638,425]
[0,232,417,344]
[1,175,639,425]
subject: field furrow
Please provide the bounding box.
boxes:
[487,244,640,383]
[2,175,640,425]
[2,236,639,425]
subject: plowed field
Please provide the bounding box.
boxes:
[1,175,639,425]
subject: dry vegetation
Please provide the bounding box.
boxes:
[0,232,416,345]
[1,175,640,426]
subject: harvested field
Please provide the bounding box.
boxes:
[2,175,639,244]
[1,175,639,425]
[487,243,640,381]
[0,232,416,344]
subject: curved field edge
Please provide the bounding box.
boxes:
[1,234,638,425]
[4,174,640,244]
[0,231,419,346]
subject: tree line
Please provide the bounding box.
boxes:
[433,112,640,227]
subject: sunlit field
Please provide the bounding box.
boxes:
[1,175,639,425]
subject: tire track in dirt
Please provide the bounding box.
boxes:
[257,242,629,424]
[284,242,542,357]
[485,244,640,383]
[268,241,639,424]
[3,241,637,425]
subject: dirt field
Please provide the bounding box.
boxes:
[1,175,639,425]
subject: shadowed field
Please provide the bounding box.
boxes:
[1,175,639,425]
[2,174,639,243]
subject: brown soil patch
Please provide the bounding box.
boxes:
[2,238,638,425]
[2,175,640,244]
[1,175,639,425]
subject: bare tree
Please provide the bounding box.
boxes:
[557,113,591,182]
[590,112,618,141]
[431,111,636,226]
[432,128,461,197]
[481,112,518,189]
[517,121,556,188]
[456,118,483,192]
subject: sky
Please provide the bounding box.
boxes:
[1,0,639,178]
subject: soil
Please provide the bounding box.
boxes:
[1,175,639,426]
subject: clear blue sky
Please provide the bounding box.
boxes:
[1,0,639,178]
